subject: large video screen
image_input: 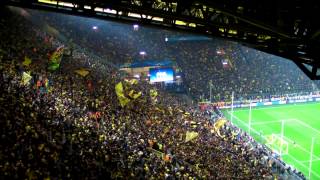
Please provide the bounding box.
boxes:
[149,68,174,82]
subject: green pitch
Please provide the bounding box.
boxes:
[223,103,320,180]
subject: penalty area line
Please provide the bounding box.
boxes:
[291,119,320,135]
[281,135,320,160]
[299,158,320,163]
[250,119,295,125]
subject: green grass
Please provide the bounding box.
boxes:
[223,103,320,180]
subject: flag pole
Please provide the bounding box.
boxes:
[231,91,234,123]
[308,137,315,179]
[280,120,285,157]
[248,100,252,135]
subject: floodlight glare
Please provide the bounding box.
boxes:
[134,74,140,78]
[139,51,146,55]
[133,24,139,31]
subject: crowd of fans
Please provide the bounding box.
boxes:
[0,6,306,179]
[173,42,319,102]
[26,9,320,103]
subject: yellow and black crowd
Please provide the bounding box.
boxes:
[0,7,306,179]
[28,8,320,103]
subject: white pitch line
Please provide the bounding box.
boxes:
[291,119,320,135]
[300,158,320,163]
[231,103,320,112]
[227,111,246,127]
[227,112,320,178]
[268,133,320,160]
[284,153,320,178]
[251,119,295,125]
[229,112,320,158]
[279,135,320,160]
[227,111,260,135]
[252,119,320,161]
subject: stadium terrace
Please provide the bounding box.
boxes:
[1,6,319,180]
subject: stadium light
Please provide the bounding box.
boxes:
[134,74,140,78]
[165,37,168,42]
[92,26,98,30]
[217,49,225,55]
[133,24,139,31]
[139,51,146,55]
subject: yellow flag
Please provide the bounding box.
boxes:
[158,143,163,151]
[99,134,106,142]
[185,131,199,142]
[128,79,138,85]
[125,78,138,85]
[23,56,32,66]
[133,91,142,99]
[150,89,158,103]
[214,119,227,130]
[115,82,130,107]
[128,89,142,99]
[190,121,198,128]
[74,68,89,77]
[22,71,32,85]
[150,89,158,97]
[38,144,45,151]
[128,90,135,98]
[183,112,191,117]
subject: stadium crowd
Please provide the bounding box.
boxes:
[0,7,306,179]
[27,9,320,103]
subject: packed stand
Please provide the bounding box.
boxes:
[0,7,305,179]
[26,9,320,103]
